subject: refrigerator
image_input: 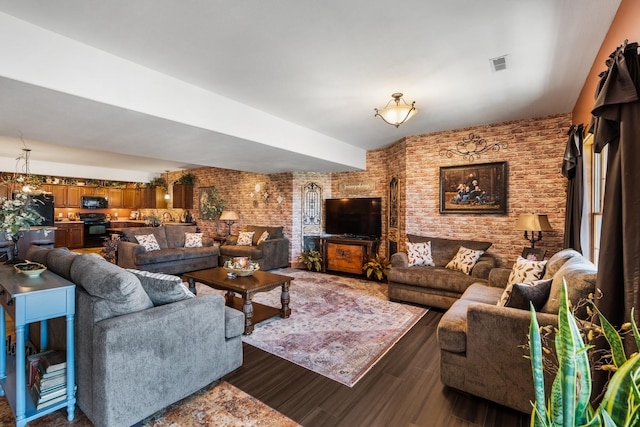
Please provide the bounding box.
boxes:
[27,193,55,226]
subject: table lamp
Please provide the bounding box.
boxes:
[219,211,239,236]
[514,214,553,248]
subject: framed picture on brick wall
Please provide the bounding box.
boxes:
[439,161,507,214]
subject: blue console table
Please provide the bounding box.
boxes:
[0,264,76,426]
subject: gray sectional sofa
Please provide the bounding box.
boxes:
[117,225,219,274]
[388,234,496,309]
[26,246,243,427]
[437,249,597,413]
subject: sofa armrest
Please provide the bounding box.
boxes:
[202,236,215,247]
[257,237,289,269]
[463,302,558,413]
[116,241,147,269]
[390,252,409,268]
[488,267,512,288]
[470,255,495,280]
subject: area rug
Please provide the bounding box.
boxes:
[197,269,427,387]
[0,381,299,426]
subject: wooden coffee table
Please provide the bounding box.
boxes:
[183,268,293,335]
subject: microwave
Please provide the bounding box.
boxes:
[81,196,108,209]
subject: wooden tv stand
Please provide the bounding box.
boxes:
[320,236,379,275]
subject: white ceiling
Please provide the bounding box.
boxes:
[0,1,621,181]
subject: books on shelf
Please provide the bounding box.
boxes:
[25,350,70,409]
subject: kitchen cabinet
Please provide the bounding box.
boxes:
[52,185,67,207]
[172,184,193,209]
[66,186,81,208]
[0,182,10,199]
[123,189,138,209]
[107,188,123,208]
[139,188,157,209]
[54,222,84,249]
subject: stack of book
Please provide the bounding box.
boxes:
[27,350,68,410]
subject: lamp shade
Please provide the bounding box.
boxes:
[219,211,239,221]
[514,214,553,231]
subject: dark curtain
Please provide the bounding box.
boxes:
[562,124,584,252]
[591,41,640,331]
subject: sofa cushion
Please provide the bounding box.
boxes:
[461,283,504,304]
[237,231,255,246]
[127,269,195,306]
[25,245,50,265]
[70,254,153,321]
[445,246,484,275]
[407,241,434,267]
[499,279,553,310]
[46,247,78,280]
[246,225,284,244]
[164,225,198,248]
[122,227,169,249]
[256,231,269,245]
[220,244,263,260]
[388,266,484,295]
[542,256,597,316]
[135,246,220,266]
[136,234,161,251]
[507,256,547,286]
[184,232,203,248]
[407,234,491,267]
[543,248,582,280]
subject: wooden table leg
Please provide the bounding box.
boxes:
[225,290,235,307]
[242,293,254,335]
[188,278,197,295]
[280,280,291,318]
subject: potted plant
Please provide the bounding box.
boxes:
[528,280,640,426]
[178,172,196,186]
[363,255,392,281]
[299,250,322,272]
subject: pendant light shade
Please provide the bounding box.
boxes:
[374,93,417,128]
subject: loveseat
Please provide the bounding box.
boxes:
[387,234,495,309]
[26,246,244,427]
[219,225,289,271]
[117,225,219,274]
[437,248,597,413]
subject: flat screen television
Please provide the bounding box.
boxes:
[325,197,382,238]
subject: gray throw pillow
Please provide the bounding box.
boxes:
[127,269,195,306]
[505,279,553,310]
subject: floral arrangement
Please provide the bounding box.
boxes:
[0,192,44,238]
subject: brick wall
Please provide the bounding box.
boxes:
[182,113,571,267]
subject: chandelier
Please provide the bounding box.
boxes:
[374,93,417,127]
[16,148,36,193]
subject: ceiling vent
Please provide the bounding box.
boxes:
[490,55,510,72]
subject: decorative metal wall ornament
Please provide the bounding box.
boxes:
[301,182,322,251]
[439,133,508,162]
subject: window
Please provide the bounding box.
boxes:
[589,133,607,263]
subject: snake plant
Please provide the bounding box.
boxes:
[529,279,640,427]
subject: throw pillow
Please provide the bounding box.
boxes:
[445,246,484,275]
[127,269,195,306]
[135,234,161,252]
[407,241,434,267]
[507,256,548,287]
[256,230,269,245]
[184,232,204,248]
[237,231,255,246]
[505,279,553,310]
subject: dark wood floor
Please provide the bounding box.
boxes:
[224,309,530,427]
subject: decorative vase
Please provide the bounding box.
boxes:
[10,234,20,264]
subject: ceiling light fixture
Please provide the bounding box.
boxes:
[374,93,417,128]
[16,148,35,193]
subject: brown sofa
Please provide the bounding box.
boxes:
[437,249,597,413]
[117,225,219,274]
[219,225,289,271]
[387,234,495,309]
